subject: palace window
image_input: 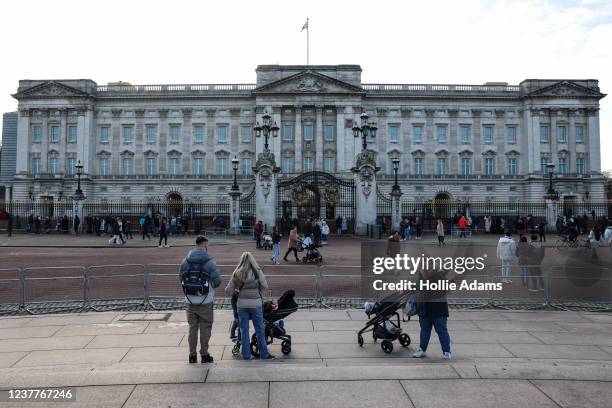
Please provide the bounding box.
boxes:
[146,157,157,175]
[507,158,517,176]
[283,124,293,141]
[169,158,180,175]
[123,126,133,144]
[66,158,76,176]
[303,156,314,171]
[414,158,423,175]
[146,126,157,143]
[485,157,494,176]
[437,126,447,143]
[48,157,58,175]
[461,158,471,176]
[324,156,335,172]
[99,158,109,176]
[557,126,567,142]
[558,157,567,174]
[460,126,470,143]
[506,126,517,143]
[50,125,60,143]
[389,125,399,143]
[217,157,228,175]
[100,126,109,143]
[577,157,585,174]
[303,124,314,141]
[324,124,335,141]
[575,125,584,142]
[194,158,204,175]
[413,125,423,142]
[540,156,549,174]
[242,158,253,176]
[438,158,446,176]
[540,125,549,143]
[194,126,205,143]
[32,157,41,175]
[217,125,228,143]
[32,126,42,143]
[68,126,77,143]
[122,158,133,175]
[483,126,493,143]
[170,125,181,143]
[282,157,294,174]
[241,126,252,142]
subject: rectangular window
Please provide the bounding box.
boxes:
[122,158,133,175]
[558,157,567,174]
[576,158,585,174]
[33,126,42,143]
[389,126,399,143]
[575,125,584,142]
[100,127,109,143]
[170,125,181,143]
[50,126,60,143]
[485,158,494,176]
[282,157,295,174]
[438,158,446,175]
[540,157,549,174]
[324,157,335,172]
[414,158,423,175]
[283,124,293,141]
[506,126,517,143]
[217,126,228,143]
[462,158,471,176]
[303,124,314,141]
[99,158,109,176]
[49,157,58,175]
[241,126,252,142]
[324,124,335,141]
[557,126,567,142]
[413,126,423,142]
[242,158,253,176]
[483,126,493,143]
[68,126,77,143]
[437,126,447,143]
[194,158,204,175]
[123,126,133,144]
[66,158,76,175]
[33,158,41,175]
[303,156,314,171]
[508,158,517,176]
[169,158,180,175]
[217,157,228,175]
[146,158,157,175]
[460,126,470,142]
[540,125,549,142]
[194,126,205,143]
[146,126,157,143]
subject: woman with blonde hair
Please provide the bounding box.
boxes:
[225,252,275,360]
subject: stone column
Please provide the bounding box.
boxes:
[41,109,49,172]
[254,150,279,229]
[59,109,67,175]
[352,150,378,235]
[391,189,402,232]
[587,108,601,173]
[545,198,558,232]
[294,106,303,172]
[73,197,85,234]
[229,190,242,235]
[335,106,345,172]
[16,109,31,174]
[315,106,323,170]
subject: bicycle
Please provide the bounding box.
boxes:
[555,235,592,251]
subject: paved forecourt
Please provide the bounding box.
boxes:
[0,309,611,407]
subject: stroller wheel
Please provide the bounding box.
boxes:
[357,334,364,347]
[250,334,260,358]
[399,333,411,348]
[281,340,292,355]
[232,343,241,357]
[381,340,394,354]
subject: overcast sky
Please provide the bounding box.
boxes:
[1,0,610,171]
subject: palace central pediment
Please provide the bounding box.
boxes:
[525,80,605,99]
[252,70,364,95]
[13,81,93,99]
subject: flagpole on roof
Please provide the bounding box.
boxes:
[301,18,309,66]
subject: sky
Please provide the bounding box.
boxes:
[0,0,610,171]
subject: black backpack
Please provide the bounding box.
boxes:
[181,259,212,305]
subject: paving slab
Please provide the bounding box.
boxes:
[0,325,60,340]
[270,380,414,408]
[53,322,149,337]
[143,321,229,334]
[530,331,612,347]
[14,348,129,368]
[502,343,612,360]
[0,385,135,408]
[474,361,612,381]
[400,379,559,408]
[428,329,542,344]
[501,311,591,323]
[443,311,510,321]
[531,379,612,408]
[123,382,268,408]
[0,317,32,329]
[0,335,94,353]
[221,342,321,360]
[581,313,612,324]
[474,320,567,332]
[23,313,117,327]
[86,333,183,348]
[556,322,612,334]
[289,310,352,321]
[121,345,224,363]
[0,351,28,368]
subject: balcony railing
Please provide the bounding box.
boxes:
[362,83,521,97]
[96,84,257,97]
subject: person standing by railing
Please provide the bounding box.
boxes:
[271,226,281,265]
[158,216,169,248]
[497,229,517,283]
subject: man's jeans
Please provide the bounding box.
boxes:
[186,302,213,356]
[501,259,513,280]
[272,243,280,262]
[419,316,451,353]
[238,307,270,359]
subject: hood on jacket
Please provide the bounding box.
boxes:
[185,248,211,265]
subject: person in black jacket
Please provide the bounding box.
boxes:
[413,269,452,359]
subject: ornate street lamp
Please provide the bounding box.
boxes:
[352,112,378,151]
[391,157,401,194]
[231,156,240,191]
[74,160,85,200]
[546,163,558,200]
[254,111,279,151]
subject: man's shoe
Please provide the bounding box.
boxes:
[201,354,214,363]
[413,349,426,358]
[443,352,452,360]
[188,353,197,364]
[261,354,276,361]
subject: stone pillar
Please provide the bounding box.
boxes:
[229,190,242,235]
[315,106,323,170]
[294,107,303,172]
[545,198,558,232]
[254,150,279,229]
[73,197,85,234]
[587,108,601,173]
[16,109,30,174]
[59,109,67,175]
[41,109,49,172]
[391,189,402,232]
[335,106,345,172]
[352,150,378,235]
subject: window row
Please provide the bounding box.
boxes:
[389,157,520,177]
[31,125,78,143]
[30,157,78,176]
[539,156,587,175]
[279,157,336,173]
[539,124,585,143]
[387,125,518,144]
[95,157,255,176]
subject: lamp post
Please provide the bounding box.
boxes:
[254,111,279,152]
[546,163,558,200]
[391,157,401,194]
[74,160,85,200]
[231,156,240,191]
[352,112,378,151]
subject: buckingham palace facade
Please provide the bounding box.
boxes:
[6,64,606,203]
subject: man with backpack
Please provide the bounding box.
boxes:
[179,236,222,364]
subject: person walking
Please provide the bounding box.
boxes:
[225,252,275,360]
[180,236,222,364]
[73,215,80,236]
[484,215,492,234]
[537,220,546,242]
[158,216,169,248]
[7,214,13,237]
[270,226,281,265]
[255,220,263,249]
[123,217,133,239]
[142,216,151,240]
[341,216,348,234]
[496,229,517,283]
[108,218,125,245]
[436,219,445,246]
[516,235,530,286]
[321,220,330,244]
[283,226,300,262]
[528,234,545,292]
[458,215,469,238]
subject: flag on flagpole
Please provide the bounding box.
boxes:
[301,18,309,31]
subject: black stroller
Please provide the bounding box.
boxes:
[300,241,323,263]
[357,291,412,354]
[232,289,299,357]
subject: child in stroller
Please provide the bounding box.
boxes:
[231,289,298,357]
[299,234,323,263]
[261,231,273,250]
[357,290,412,354]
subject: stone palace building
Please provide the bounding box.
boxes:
[4,64,607,208]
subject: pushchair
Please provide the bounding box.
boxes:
[300,241,323,263]
[358,290,412,354]
[232,289,299,357]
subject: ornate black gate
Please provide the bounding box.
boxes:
[276,171,355,233]
[239,187,256,228]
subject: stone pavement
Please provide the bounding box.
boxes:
[0,309,611,407]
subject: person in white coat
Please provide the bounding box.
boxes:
[496,229,517,283]
[604,225,612,247]
[321,221,330,244]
